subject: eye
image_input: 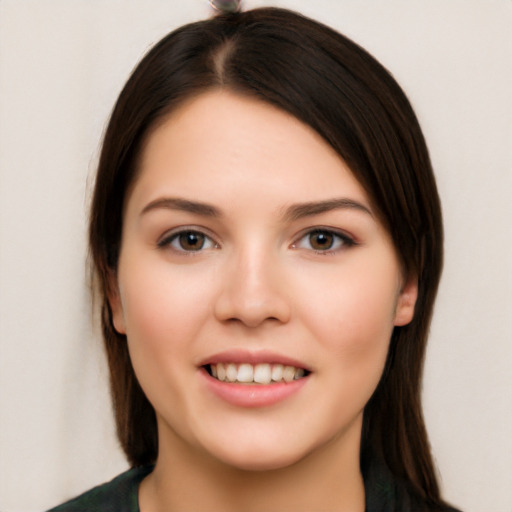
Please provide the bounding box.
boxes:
[158,229,218,253]
[292,229,354,253]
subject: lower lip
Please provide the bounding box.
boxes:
[200,369,308,408]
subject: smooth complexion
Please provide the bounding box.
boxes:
[110,91,417,512]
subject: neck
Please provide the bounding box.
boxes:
[139,422,365,512]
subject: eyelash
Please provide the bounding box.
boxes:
[157,228,219,254]
[157,227,356,255]
[291,228,356,255]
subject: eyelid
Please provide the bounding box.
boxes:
[291,226,357,253]
[157,226,220,251]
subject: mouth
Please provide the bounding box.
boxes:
[199,352,311,407]
[203,363,310,385]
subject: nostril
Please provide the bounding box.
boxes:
[213,272,292,327]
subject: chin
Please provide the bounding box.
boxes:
[206,437,314,473]
[218,451,303,472]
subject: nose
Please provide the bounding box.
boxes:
[213,246,291,328]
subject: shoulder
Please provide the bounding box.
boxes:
[363,456,463,512]
[46,466,154,512]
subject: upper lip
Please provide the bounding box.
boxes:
[197,349,311,371]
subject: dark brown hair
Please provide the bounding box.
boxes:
[90,7,447,508]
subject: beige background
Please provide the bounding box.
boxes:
[0,1,511,511]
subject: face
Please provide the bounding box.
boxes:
[111,91,417,471]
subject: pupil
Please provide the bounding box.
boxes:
[180,232,204,251]
[311,231,333,250]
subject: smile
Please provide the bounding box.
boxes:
[206,363,308,384]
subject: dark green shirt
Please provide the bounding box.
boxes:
[47,466,152,512]
[47,462,460,512]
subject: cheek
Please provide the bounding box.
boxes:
[296,256,399,375]
[116,255,218,427]
[116,254,217,381]
[305,274,396,425]
[120,256,209,334]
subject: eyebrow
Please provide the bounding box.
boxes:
[140,196,372,221]
[141,197,221,217]
[283,198,373,221]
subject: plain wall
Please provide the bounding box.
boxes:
[0,1,511,511]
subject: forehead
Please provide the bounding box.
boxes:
[131,90,370,211]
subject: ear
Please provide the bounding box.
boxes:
[393,276,418,327]
[106,270,126,335]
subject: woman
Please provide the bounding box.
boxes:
[49,5,460,512]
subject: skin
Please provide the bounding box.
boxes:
[110,90,418,512]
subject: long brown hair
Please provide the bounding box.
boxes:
[90,7,446,508]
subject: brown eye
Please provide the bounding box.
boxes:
[178,231,206,251]
[158,230,217,252]
[309,231,334,250]
[292,229,354,253]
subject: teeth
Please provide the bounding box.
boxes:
[283,366,295,382]
[253,364,272,384]
[271,364,284,381]
[226,363,238,382]
[237,363,254,383]
[209,363,307,384]
[217,363,226,381]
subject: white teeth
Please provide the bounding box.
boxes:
[271,364,284,381]
[283,366,296,382]
[226,363,238,382]
[253,364,272,384]
[209,362,307,384]
[217,363,226,381]
[237,363,254,383]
